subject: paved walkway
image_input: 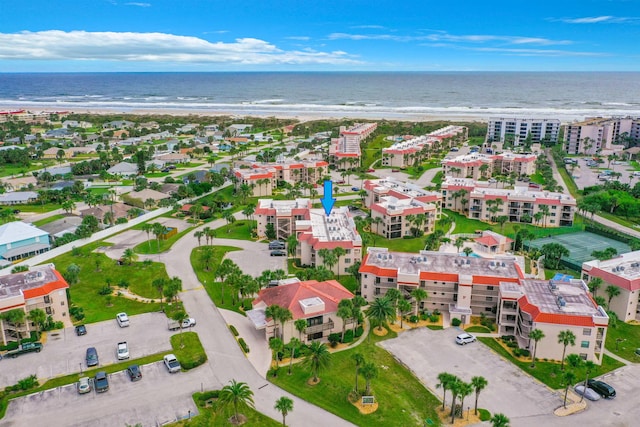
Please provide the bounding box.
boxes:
[604,349,632,365]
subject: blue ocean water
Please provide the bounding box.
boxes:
[0,72,639,120]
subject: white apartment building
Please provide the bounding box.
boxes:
[442,177,576,227]
[486,118,560,145]
[370,196,438,239]
[498,279,608,364]
[582,250,640,322]
[382,125,468,168]
[329,123,377,170]
[443,152,537,180]
[296,207,363,275]
[255,198,312,240]
[233,167,276,197]
[363,177,442,211]
[233,159,328,197]
[564,117,640,155]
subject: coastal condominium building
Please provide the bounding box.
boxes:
[363,177,441,210]
[443,152,537,180]
[296,207,363,276]
[0,264,71,343]
[328,123,377,170]
[564,117,640,155]
[255,198,312,240]
[498,278,608,364]
[486,118,560,145]
[441,177,576,227]
[233,159,328,197]
[382,125,468,168]
[581,250,640,322]
[359,248,608,364]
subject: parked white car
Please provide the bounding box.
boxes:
[163,354,180,373]
[116,312,130,327]
[455,333,477,345]
[117,341,129,360]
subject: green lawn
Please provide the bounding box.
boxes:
[213,220,256,240]
[604,321,640,362]
[362,231,426,252]
[10,202,63,213]
[270,328,442,427]
[32,214,65,227]
[478,337,624,390]
[167,396,281,427]
[0,163,54,178]
[190,245,246,313]
[47,243,164,322]
[431,171,443,185]
[597,211,639,229]
[170,332,208,371]
[557,167,581,199]
[529,172,545,185]
[134,226,195,255]
[361,135,394,169]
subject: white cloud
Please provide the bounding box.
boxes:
[350,25,386,29]
[125,2,151,7]
[0,30,361,65]
[286,36,311,41]
[559,16,634,24]
[463,47,607,57]
[328,31,571,45]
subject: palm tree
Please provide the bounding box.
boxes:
[287,337,300,375]
[366,297,395,331]
[351,352,365,393]
[360,361,378,396]
[436,372,456,411]
[454,237,465,253]
[558,330,576,371]
[122,248,137,265]
[463,247,473,257]
[605,285,621,309]
[171,310,189,348]
[471,376,488,415]
[218,380,255,424]
[579,360,596,403]
[588,277,603,297]
[193,230,204,246]
[448,377,462,423]
[528,329,545,368]
[269,337,284,373]
[490,413,510,427]
[411,288,428,316]
[397,299,412,328]
[337,299,353,341]
[142,223,153,250]
[27,308,47,334]
[274,396,294,427]
[304,341,331,383]
[294,319,307,342]
[287,233,298,258]
[562,370,577,408]
[457,381,473,422]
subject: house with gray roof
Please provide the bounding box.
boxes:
[0,192,38,205]
[107,162,138,177]
[103,120,134,129]
[0,221,50,262]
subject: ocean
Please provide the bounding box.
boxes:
[1,72,640,121]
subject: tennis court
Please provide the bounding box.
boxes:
[529,231,631,270]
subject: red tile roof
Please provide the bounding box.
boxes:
[22,269,69,299]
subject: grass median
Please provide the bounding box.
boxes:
[170,331,207,371]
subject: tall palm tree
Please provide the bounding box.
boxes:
[366,297,395,331]
[411,288,428,316]
[269,337,284,373]
[605,285,621,309]
[304,341,331,383]
[471,376,488,415]
[490,413,510,427]
[436,372,456,411]
[562,370,577,408]
[587,277,603,297]
[274,396,293,427]
[171,310,189,348]
[287,337,300,375]
[193,230,204,246]
[294,319,307,342]
[557,330,576,371]
[218,380,255,424]
[397,299,412,328]
[528,329,545,368]
[360,361,378,396]
[457,381,473,422]
[337,299,353,341]
[351,352,365,393]
[579,360,596,403]
[449,377,462,422]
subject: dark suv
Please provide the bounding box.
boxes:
[86,347,99,367]
[587,379,616,399]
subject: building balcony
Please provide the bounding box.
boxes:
[306,319,335,334]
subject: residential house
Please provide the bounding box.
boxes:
[0,191,38,205]
[156,153,190,164]
[79,203,132,224]
[107,162,139,177]
[0,221,50,264]
[228,124,253,136]
[125,189,171,208]
[441,177,576,227]
[255,198,312,239]
[474,230,513,255]
[103,120,134,129]
[248,278,354,343]
[0,264,71,343]
[1,177,38,192]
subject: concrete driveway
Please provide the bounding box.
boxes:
[379,328,563,422]
[0,312,173,388]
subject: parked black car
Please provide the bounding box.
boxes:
[75,325,87,336]
[268,241,285,250]
[86,347,99,367]
[94,371,109,393]
[270,250,286,257]
[127,364,142,381]
[587,379,616,399]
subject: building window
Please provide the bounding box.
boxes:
[485,297,492,301]
[388,278,394,283]
[364,274,368,279]
[44,295,51,304]
[487,286,494,291]
[485,307,492,312]
[45,307,52,315]
[579,353,588,360]
[583,328,591,336]
[345,258,351,264]
[61,300,64,306]
[581,341,590,348]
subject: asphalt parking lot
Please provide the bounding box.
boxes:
[570,157,637,190]
[380,328,563,422]
[4,361,200,427]
[0,312,174,388]
[219,239,287,277]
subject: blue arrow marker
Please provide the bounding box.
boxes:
[320,180,336,216]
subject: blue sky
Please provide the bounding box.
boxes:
[1,0,639,72]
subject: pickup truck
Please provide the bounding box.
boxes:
[163,354,181,373]
[5,342,43,358]
[117,341,129,360]
[167,318,196,331]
